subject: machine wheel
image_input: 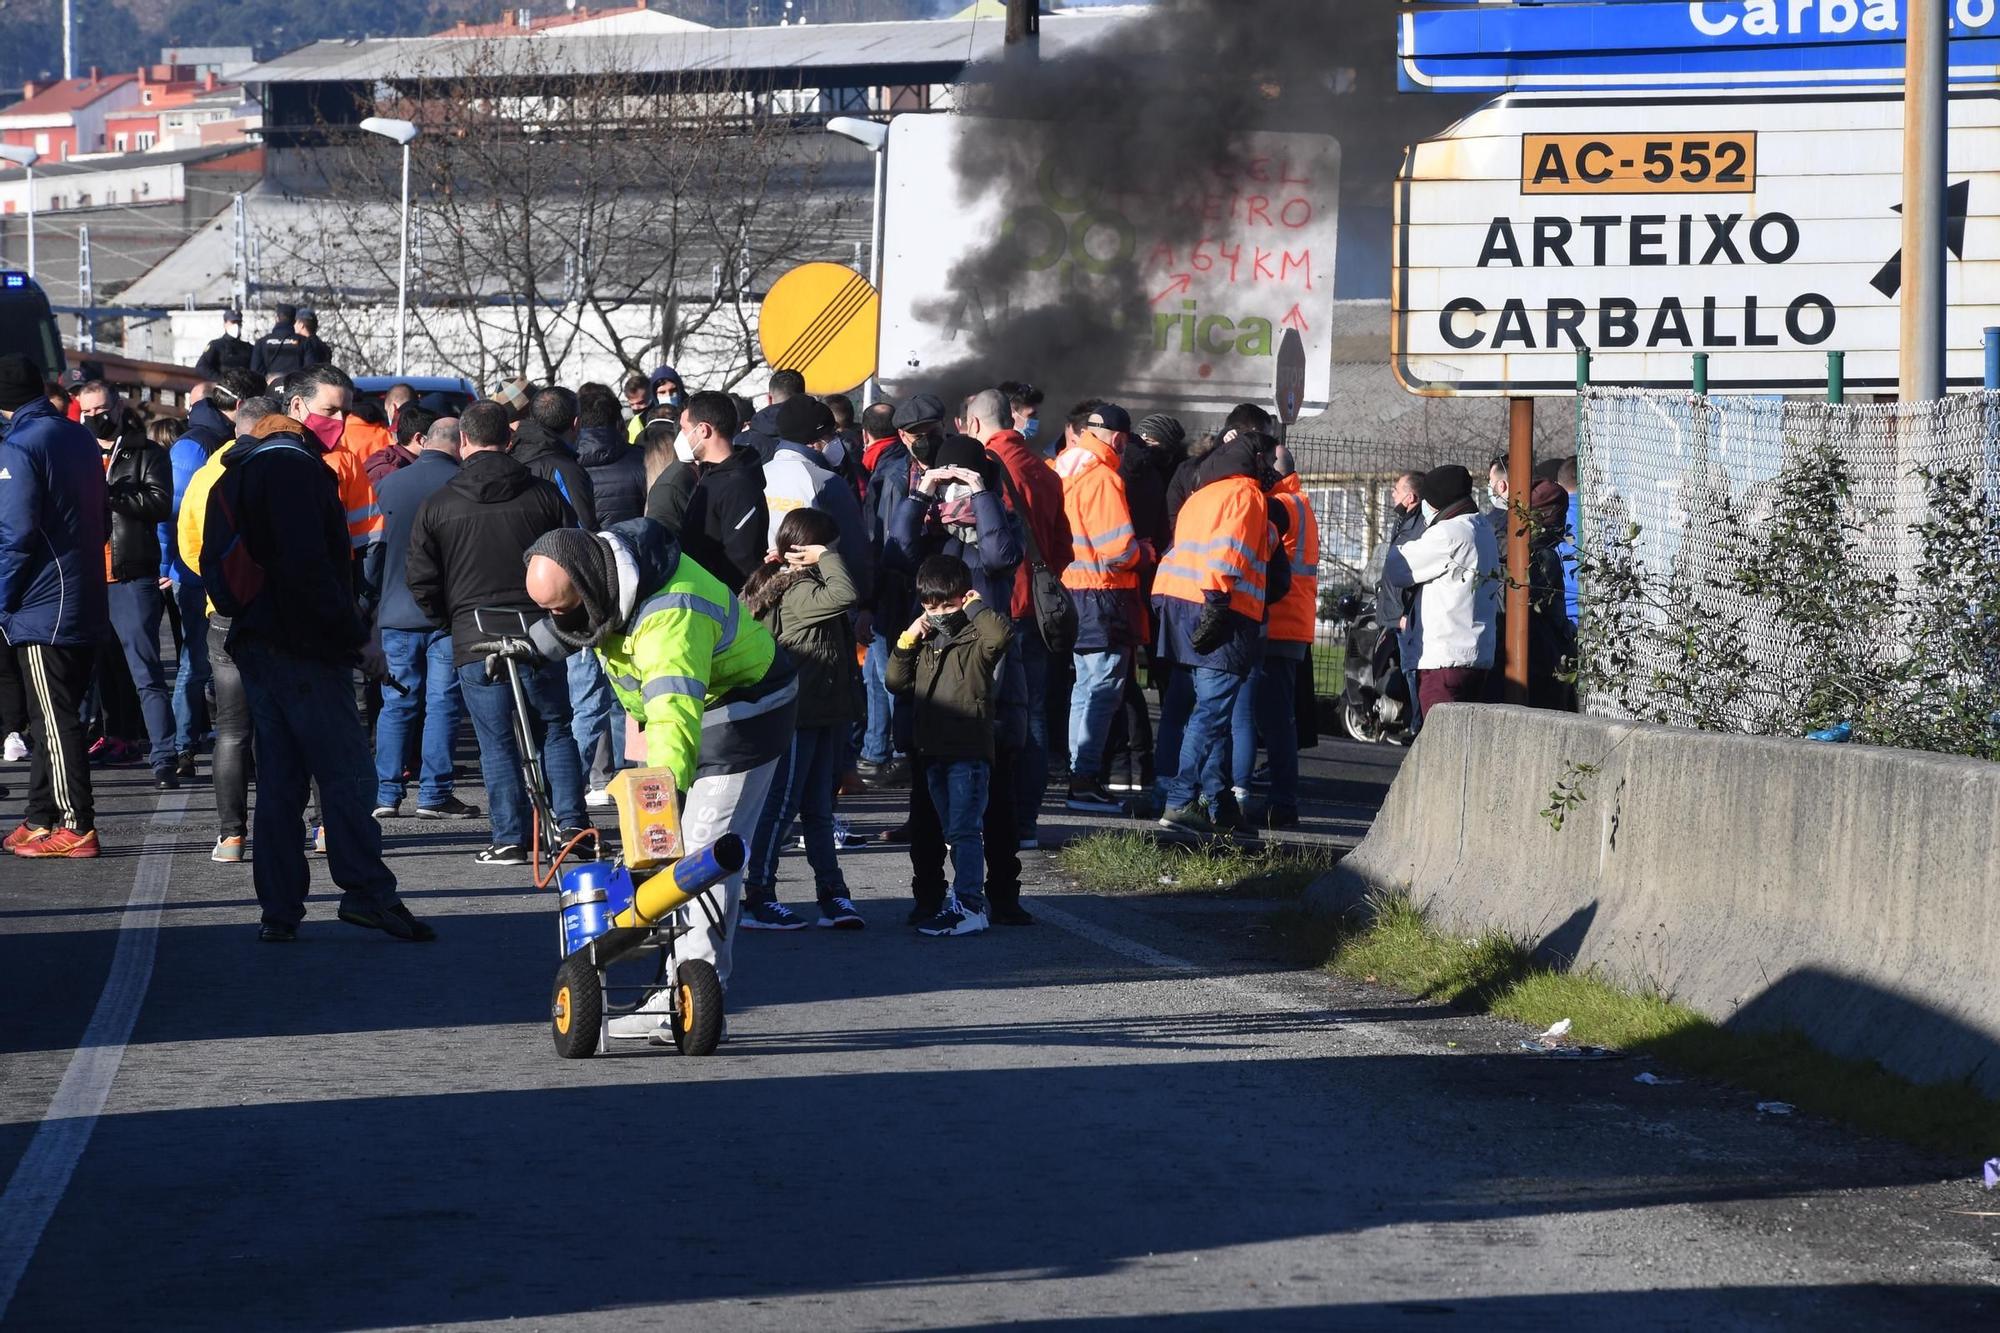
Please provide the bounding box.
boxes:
[550,954,602,1059]
[672,958,724,1056]
[1342,699,1382,744]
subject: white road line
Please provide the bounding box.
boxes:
[1032,899,1405,1050]
[0,794,188,1321]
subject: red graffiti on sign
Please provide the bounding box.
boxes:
[1144,242,1315,291]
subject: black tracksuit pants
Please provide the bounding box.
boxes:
[15,643,96,833]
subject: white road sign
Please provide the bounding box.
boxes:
[879,114,1341,408]
[1393,92,2000,395]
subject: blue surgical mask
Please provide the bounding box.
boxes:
[1019,417,1040,441]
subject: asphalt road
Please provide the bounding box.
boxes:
[2,737,1997,1330]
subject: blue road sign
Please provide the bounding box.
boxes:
[1401,1,2000,93]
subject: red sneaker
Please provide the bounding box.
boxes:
[3,822,50,852]
[13,828,100,858]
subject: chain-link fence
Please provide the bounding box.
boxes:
[1284,390,1575,696]
[1577,387,2000,748]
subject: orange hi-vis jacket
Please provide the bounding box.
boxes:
[326,441,383,551]
[1153,472,1277,622]
[1267,474,1319,644]
[1055,433,1142,591]
[341,416,396,465]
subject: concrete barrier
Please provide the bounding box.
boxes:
[1307,703,2000,1096]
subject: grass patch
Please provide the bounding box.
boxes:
[1057,830,1336,900]
[1319,894,2000,1158]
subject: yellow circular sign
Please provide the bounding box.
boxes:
[758,262,880,394]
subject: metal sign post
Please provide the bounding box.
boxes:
[1901,0,1948,401]
[1504,396,1532,705]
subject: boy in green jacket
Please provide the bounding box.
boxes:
[886,554,1014,937]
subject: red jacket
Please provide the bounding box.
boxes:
[985,429,1072,620]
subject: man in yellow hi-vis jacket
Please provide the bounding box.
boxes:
[524,519,796,1034]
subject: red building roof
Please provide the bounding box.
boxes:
[0,73,138,119]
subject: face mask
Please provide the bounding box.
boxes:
[657,389,685,409]
[1421,501,1438,523]
[303,412,345,450]
[673,430,696,464]
[83,412,118,442]
[1019,417,1040,441]
[822,436,847,469]
[909,431,940,466]
[224,324,240,339]
[1487,487,1504,509]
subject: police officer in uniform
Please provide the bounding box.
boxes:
[193,309,253,379]
[250,303,311,381]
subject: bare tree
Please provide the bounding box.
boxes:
[262,36,854,387]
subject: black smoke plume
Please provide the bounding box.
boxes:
[901,0,1466,420]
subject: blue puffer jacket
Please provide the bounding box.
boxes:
[0,397,110,647]
[163,396,233,580]
[885,487,1028,751]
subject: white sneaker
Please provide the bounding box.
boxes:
[606,1013,667,1041]
[2,732,25,763]
[585,788,613,808]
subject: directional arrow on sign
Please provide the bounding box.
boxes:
[1870,180,1970,298]
[1279,303,1310,333]
[1150,273,1193,306]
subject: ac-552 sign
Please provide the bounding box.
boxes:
[1523,133,1757,194]
[1393,92,2000,395]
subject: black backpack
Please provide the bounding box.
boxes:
[199,441,314,618]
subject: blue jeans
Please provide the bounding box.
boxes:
[566,649,618,789]
[924,757,990,897]
[375,627,461,807]
[234,641,399,926]
[1068,649,1126,779]
[171,575,210,753]
[1153,665,1191,797]
[1163,667,1245,810]
[1013,619,1050,835]
[456,658,587,848]
[745,723,848,904]
[1232,650,1301,809]
[862,635,895,764]
[106,578,178,771]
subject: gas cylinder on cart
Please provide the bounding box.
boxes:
[558,860,637,956]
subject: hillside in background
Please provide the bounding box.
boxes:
[0,0,958,98]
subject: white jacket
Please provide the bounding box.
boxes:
[1383,508,1500,670]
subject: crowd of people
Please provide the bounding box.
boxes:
[5,300,1577,976]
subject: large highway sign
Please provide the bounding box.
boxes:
[877,115,1341,409]
[1400,1,2000,93]
[1392,92,2000,395]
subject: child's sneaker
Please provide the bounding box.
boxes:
[741,900,808,931]
[917,892,988,937]
[817,897,866,930]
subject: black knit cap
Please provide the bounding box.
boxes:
[1422,464,1474,511]
[0,354,45,412]
[526,528,621,649]
[775,395,835,444]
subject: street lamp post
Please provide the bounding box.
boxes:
[826,115,889,403]
[359,117,421,376]
[0,146,40,280]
